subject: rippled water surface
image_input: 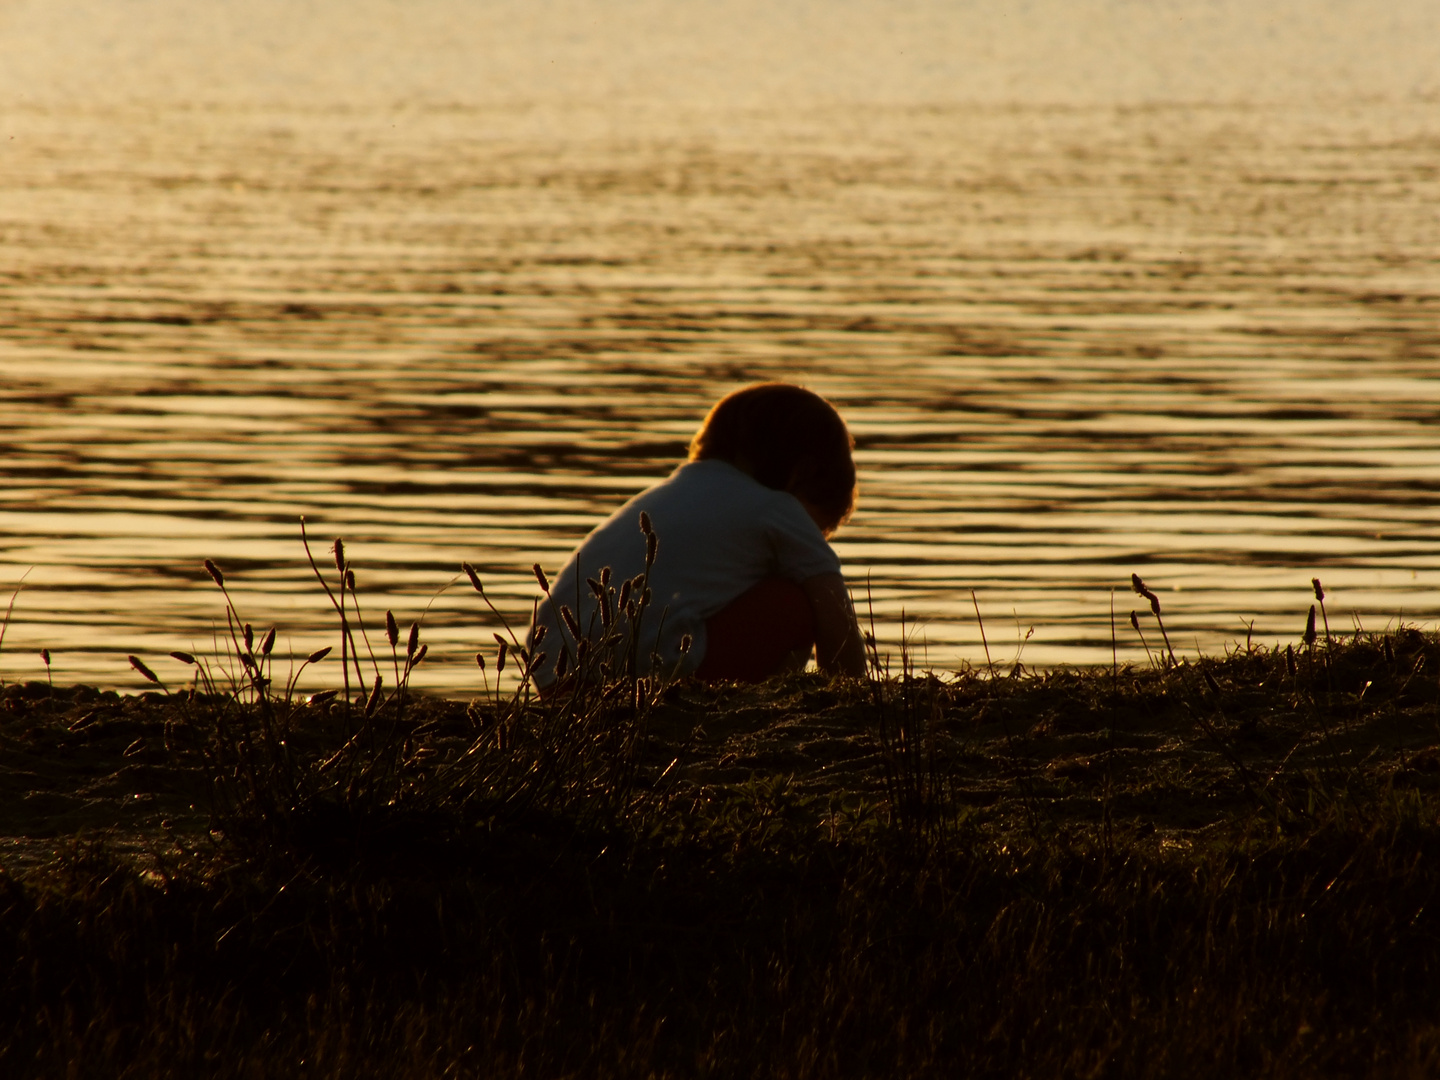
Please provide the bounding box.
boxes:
[3,1,1439,691]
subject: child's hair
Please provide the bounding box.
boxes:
[688,382,857,534]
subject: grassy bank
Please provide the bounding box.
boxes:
[2,623,1440,1077]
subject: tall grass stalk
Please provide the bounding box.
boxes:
[0,568,32,685]
[1130,610,1156,668]
[1131,573,1178,667]
[1313,577,1332,644]
[971,589,995,678]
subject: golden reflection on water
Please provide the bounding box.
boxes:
[2,89,1440,690]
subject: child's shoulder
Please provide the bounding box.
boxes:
[660,458,795,506]
[641,461,820,543]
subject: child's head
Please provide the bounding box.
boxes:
[688,382,857,535]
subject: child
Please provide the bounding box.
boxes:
[527,382,867,689]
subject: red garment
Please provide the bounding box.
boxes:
[694,576,815,682]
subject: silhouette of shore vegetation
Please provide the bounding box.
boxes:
[2,546,1439,1077]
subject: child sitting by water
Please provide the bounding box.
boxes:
[527,382,868,689]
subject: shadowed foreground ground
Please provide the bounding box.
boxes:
[3,631,1440,1077]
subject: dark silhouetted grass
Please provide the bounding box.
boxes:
[2,631,1440,1077]
[2,544,1440,1077]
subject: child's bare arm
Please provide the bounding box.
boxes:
[801,573,867,678]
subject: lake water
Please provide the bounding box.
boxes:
[2,0,1439,692]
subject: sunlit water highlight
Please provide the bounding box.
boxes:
[2,1,1439,692]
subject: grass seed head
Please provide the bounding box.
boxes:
[385,610,399,647]
[588,578,612,627]
[533,563,550,593]
[332,538,345,573]
[496,640,508,674]
[345,569,355,591]
[364,675,383,716]
[533,623,548,646]
[203,559,224,587]
[1304,605,1317,645]
[555,648,569,678]
[170,651,197,665]
[244,623,254,652]
[600,566,611,588]
[412,643,427,665]
[475,651,486,671]
[1312,577,1325,602]
[40,648,50,666]
[1129,611,1141,631]
[1132,573,1163,613]
[1131,572,1159,605]
[306,645,332,664]
[260,627,276,656]
[407,622,420,659]
[639,511,653,537]
[128,655,161,684]
[560,605,581,641]
[462,562,484,594]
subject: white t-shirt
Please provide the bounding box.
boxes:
[527,459,842,686]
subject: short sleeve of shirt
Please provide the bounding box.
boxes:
[765,496,843,583]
